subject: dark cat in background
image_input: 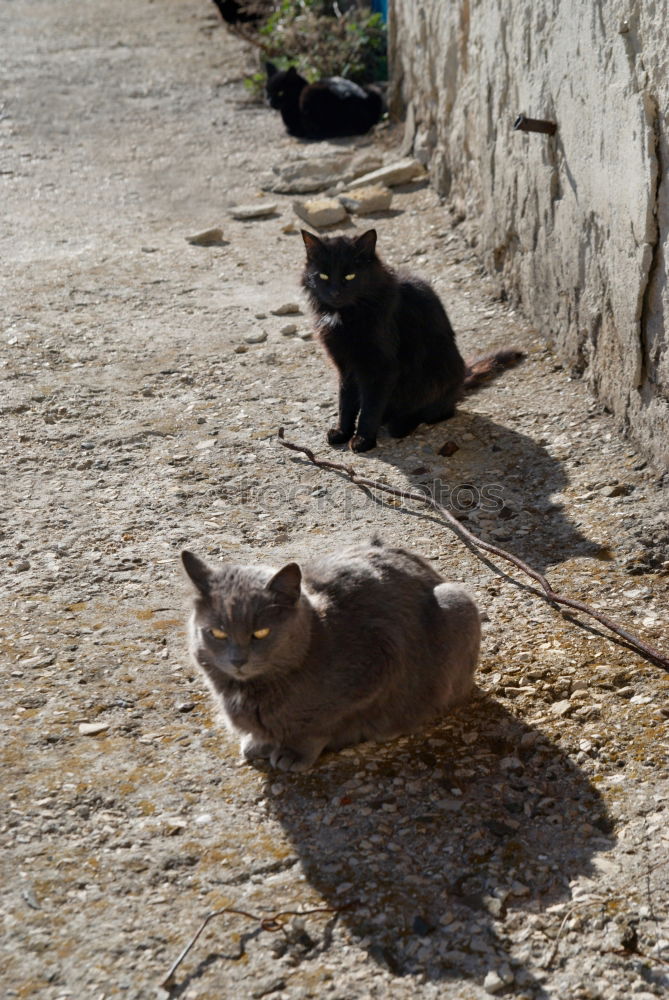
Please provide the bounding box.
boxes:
[210,0,269,26]
[182,539,480,772]
[265,62,383,140]
[301,228,523,452]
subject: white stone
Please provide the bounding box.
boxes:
[230,200,279,220]
[339,184,393,215]
[185,227,224,246]
[78,721,110,736]
[483,970,505,994]
[347,157,425,189]
[293,196,347,228]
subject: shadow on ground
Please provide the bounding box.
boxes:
[330,408,608,573]
[264,693,614,995]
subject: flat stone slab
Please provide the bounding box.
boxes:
[347,157,425,189]
[230,200,279,220]
[263,151,384,194]
[293,196,347,228]
[185,227,224,246]
[339,183,393,215]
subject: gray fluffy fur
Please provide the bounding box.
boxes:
[182,539,480,772]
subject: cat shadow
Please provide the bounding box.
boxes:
[358,407,607,574]
[263,692,615,995]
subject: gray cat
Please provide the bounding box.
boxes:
[182,539,480,772]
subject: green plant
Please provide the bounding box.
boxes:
[242,1,387,94]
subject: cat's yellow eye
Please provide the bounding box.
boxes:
[345,273,356,280]
[319,273,329,280]
[209,627,228,640]
[253,627,271,639]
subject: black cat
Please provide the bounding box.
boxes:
[265,62,383,140]
[301,228,523,453]
[211,0,268,25]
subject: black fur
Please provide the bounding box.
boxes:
[302,229,467,452]
[211,0,267,25]
[265,63,383,140]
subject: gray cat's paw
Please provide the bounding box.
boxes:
[270,746,315,772]
[241,735,274,762]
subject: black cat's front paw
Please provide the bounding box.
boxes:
[350,433,377,453]
[327,426,353,446]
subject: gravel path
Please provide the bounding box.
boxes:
[2,2,668,999]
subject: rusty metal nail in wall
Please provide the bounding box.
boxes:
[513,114,557,136]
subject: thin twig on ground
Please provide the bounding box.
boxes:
[276,429,669,672]
[543,857,669,968]
[160,903,350,990]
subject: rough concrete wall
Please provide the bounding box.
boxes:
[390,0,669,469]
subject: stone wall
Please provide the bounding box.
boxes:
[390,0,669,469]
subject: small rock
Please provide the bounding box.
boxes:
[551,699,573,717]
[13,559,31,572]
[176,702,195,713]
[20,653,55,669]
[293,196,347,228]
[347,157,425,189]
[230,200,279,220]
[499,756,524,773]
[339,184,393,215]
[483,970,505,994]
[412,915,434,936]
[234,344,248,354]
[601,483,633,497]
[438,440,459,457]
[186,227,224,246]
[271,302,301,316]
[252,977,287,999]
[280,323,298,336]
[78,721,110,736]
[244,330,268,344]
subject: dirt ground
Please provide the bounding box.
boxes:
[2,2,669,999]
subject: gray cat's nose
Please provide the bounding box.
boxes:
[229,648,248,669]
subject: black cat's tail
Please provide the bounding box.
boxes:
[463,350,525,392]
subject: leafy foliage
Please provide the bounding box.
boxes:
[241,1,387,94]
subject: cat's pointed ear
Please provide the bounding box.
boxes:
[354,229,377,258]
[287,65,298,76]
[181,550,212,596]
[267,562,302,605]
[265,61,278,78]
[301,230,323,256]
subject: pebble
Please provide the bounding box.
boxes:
[230,200,279,220]
[293,196,347,228]
[271,302,301,316]
[78,721,110,736]
[244,330,268,344]
[551,699,573,717]
[185,227,224,246]
[483,970,505,994]
[20,652,56,668]
[280,323,298,337]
